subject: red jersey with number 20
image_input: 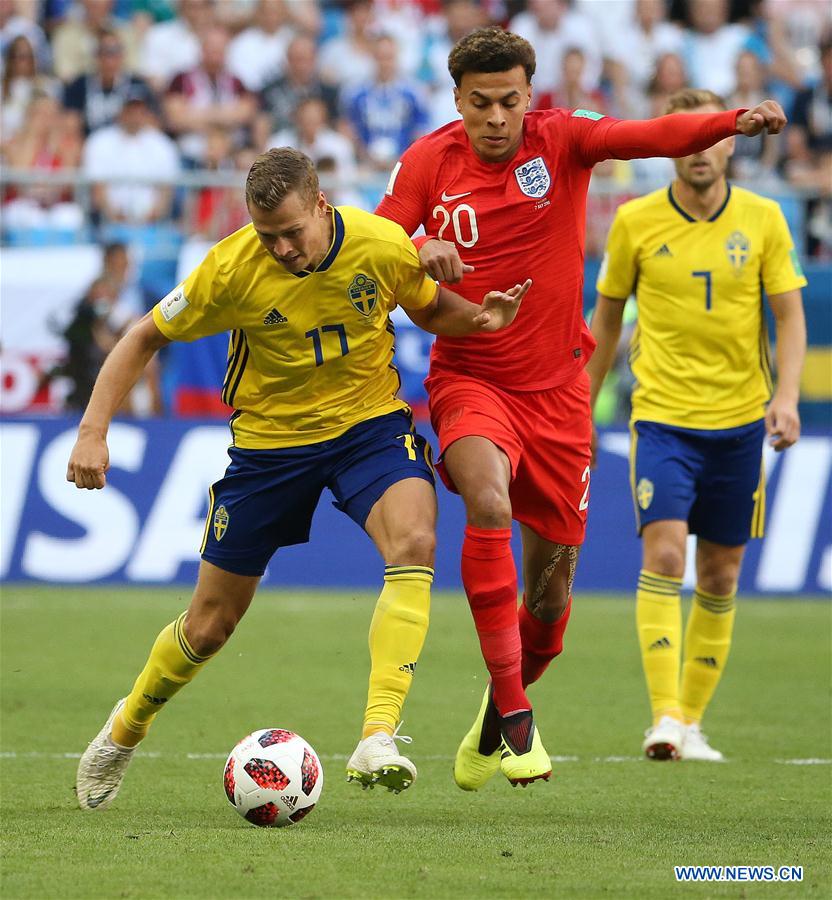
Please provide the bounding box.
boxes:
[376,107,742,391]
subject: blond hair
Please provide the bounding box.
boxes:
[664,88,726,115]
[245,147,319,210]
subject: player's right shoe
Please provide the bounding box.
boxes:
[345,727,417,794]
[453,683,502,791]
[642,715,684,761]
[76,698,137,811]
[498,710,552,786]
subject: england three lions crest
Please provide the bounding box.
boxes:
[514,156,551,198]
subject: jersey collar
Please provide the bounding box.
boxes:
[667,183,732,223]
[293,206,345,278]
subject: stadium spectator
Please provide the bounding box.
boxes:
[2,91,84,235]
[269,97,358,185]
[63,29,155,136]
[604,0,683,116]
[679,0,749,98]
[424,0,487,130]
[342,34,430,170]
[509,0,602,95]
[1,35,60,148]
[318,0,380,89]
[729,50,782,178]
[189,125,251,239]
[589,87,806,762]
[258,33,340,140]
[82,85,181,225]
[534,46,607,113]
[226,0,296,92]
[51,0,140,83]
[787,36,832,256]
[645,51,689,117]
[138,0,213,93]
[0,0,51,72]
[163,24,258,165]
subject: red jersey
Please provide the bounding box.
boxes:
[376,107,741,390]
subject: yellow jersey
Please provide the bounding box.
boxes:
[597,184,806,429]
[152,206,437,449]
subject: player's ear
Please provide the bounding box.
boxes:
[725,135,736,158]
[316,191,327,215]
[453,87,461,114]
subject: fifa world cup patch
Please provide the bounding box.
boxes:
[213,505,230,541]
[159,284,189,321]
[636,478,654,510]
[514,156,551,198]
[347,273,377,315]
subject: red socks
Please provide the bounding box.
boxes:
[520,595,572,687]
[461,525,529,716]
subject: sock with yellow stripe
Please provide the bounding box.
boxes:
[111,612,214,748]
[362,565,433,739]
[636,570,683,723]
[680,587,736,724]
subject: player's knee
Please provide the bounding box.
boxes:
[697,567,738,598]
[465,486,512,529]
[183,608,237,656]
[647,543,685,579]
[386,525,436,567]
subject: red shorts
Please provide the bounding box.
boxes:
[426,370,592,545]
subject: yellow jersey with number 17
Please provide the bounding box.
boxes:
[596,184,806,430]
[152,205,437,449]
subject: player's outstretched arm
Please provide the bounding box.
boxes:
[586,293,628,468]
[765,289,807,452]
[404,279,532,336]
[67,312,170,489]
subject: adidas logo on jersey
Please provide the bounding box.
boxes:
[653,243,673,257]
[263,308,288,325]
[648,636,672,650]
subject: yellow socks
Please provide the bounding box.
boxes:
[111,613,213,748]
[636,570,683,724]
[680,587,736,724]
[362,565,433,738]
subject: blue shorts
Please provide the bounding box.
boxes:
[631,419,766,546]
[201,410,435,576]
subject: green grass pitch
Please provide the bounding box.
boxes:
[1,586,830,899]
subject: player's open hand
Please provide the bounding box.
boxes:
[765,395,800,452]
[736,101,787,136]
[66,431,110,489]
[473,279,532,332]
[420,238,474,284]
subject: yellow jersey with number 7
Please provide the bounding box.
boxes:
[152,205,437,449]
[596,184,806,429]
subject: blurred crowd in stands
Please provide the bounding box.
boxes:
[1,0,830,415]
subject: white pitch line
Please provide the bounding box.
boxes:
[1,750,829,765]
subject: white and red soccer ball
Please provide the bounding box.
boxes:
[224,728,323,827]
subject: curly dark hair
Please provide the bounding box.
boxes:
[448,27,536,88]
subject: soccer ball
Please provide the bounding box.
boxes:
[223,728,323,827]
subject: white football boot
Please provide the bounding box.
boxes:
[681,723,725,762]
[76,698,136,810]
[346,725,416,793]
[642,715,684,761]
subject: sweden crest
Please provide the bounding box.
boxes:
[514,156,550,198]
[725,231,749,271]
[347,273,377,315]
[636,478,654,510]
[213,505,229,541]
